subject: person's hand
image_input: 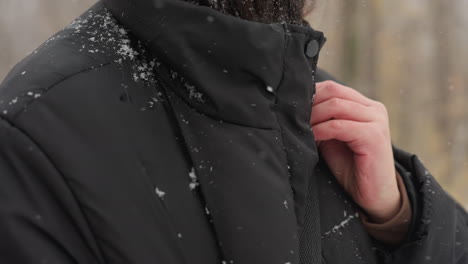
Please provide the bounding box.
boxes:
[311,81,401,223]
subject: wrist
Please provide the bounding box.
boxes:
[362,172,403,224]
[365,191,402,224]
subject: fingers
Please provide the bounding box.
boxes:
[311,80,388,129]
[310,98,376,126]
[314,80,376,107]
[312,119,389,153]
[311,80,391,153]
[312,119,370,143]
[311,81,398,223]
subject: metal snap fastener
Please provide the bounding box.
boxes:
[306,39,319,58]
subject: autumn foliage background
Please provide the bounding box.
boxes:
[1,0,467,209]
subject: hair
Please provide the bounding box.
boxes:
[186,0,315,24]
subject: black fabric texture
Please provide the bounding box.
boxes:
[0,1,466,263]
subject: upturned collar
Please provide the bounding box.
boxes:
[103,0,326,129]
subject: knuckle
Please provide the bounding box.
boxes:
[371,124,388,140]
[375,101,388,112]
[376,103,389,120]
[329,97,342,107]
[323,80,340,92]
[329,119,344,130]
[323,80,336,88]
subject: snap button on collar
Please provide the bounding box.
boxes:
[306,39,319,58]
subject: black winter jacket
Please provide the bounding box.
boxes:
[0,1,466,263]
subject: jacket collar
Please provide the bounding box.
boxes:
[103,0,325,129]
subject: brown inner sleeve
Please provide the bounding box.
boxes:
[360,171,412,245]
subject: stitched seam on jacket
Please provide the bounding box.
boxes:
[273,24,297,204]
[8,62,112,121]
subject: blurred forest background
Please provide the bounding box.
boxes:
[0,0,467,209]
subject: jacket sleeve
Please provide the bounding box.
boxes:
[0,117,99,263]
[382,146,468,264]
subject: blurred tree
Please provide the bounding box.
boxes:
[0,0,96,81]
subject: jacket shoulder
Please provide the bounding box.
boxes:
[0,4,154,121]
